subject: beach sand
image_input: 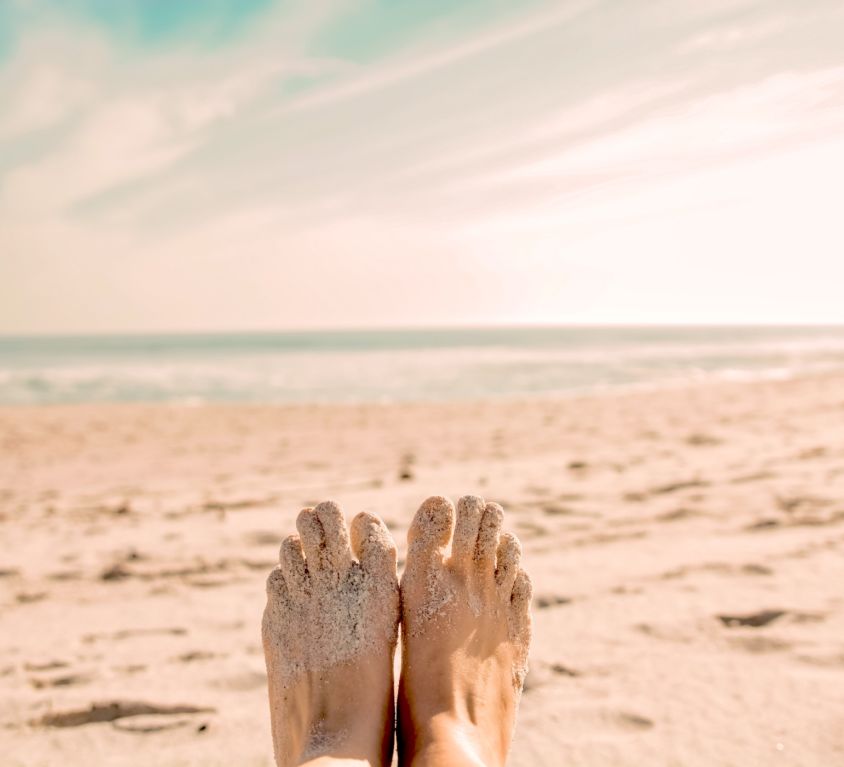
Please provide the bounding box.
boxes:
[1,372,843,766]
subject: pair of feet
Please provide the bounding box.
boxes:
[262,495,533,767]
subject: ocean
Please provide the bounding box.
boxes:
[1,326,843,405]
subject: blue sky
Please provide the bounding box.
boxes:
[0,0,275,53]
[2,0,844,332]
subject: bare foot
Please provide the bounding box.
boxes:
[397,495,532,767]
[262,502,400,767]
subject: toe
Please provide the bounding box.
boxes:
[475,502,503,572]
[265,566,288,602]
[407,495,454,564]
[315,500,353,573]
[296,507,326,570]
[509,569,533,691]
[451,495,485,567]
[351,511,397,579]
[510,567,533,634]
[494,531,521,595]
[262,568,289,654]
[279,534,308,592]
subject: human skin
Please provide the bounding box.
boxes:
[396,495,532,767]
[262,496,531,767]
[262,502,399,767]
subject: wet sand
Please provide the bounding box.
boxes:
[1,372,844,765]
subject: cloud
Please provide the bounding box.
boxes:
[280,1,594,113]
[2,0,844,331]
[472,66,844,190]
[0,1,353,222]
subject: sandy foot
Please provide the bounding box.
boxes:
[262,502,399,767]
[398,495,533,767]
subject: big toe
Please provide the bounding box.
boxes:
[351,511,397,581]
[406,495,454,565]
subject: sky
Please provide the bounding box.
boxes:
[1,0,844,333]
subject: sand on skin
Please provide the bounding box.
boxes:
[1,372,844,765]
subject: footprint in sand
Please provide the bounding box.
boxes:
[174,651,218,663]
[37,701,214,728]
[29,672,91,689]
[24,660,68,671]
[740,563,774,576]
[535,594,572,609]
[15,591,47,604]
[112,716,197,733]
[717,609,786,628]
[83,627,187,643]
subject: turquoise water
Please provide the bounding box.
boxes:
[1,326,844,405]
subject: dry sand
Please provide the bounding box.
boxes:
[1,373,843,766]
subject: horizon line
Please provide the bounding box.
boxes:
[3,320,844,340]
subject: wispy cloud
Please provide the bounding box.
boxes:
[2,0,844,331]
[280,1,594,113]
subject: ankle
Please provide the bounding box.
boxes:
[292,731,389,767]
[400,712,505,767]
[275,684,393,767]
[298,707,393,767]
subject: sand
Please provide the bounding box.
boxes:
[1,372,844,765]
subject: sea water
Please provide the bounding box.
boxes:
[1,326,843,405]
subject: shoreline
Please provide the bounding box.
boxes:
[3,364,843,410]
[3,325,844,409]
